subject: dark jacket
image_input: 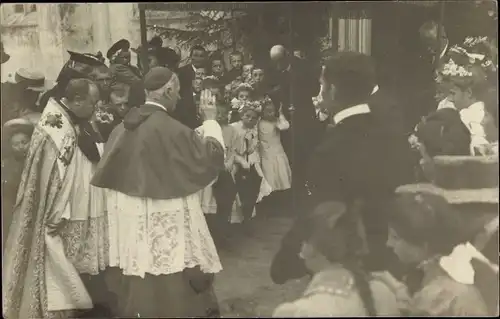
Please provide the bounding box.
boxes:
[175,64,199,129]
[415,108,471,157]
[270,111,415,284]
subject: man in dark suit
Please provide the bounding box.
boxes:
[268,45,321,213]
[401,21,452,130]
[174,45,207,129]
[270,52,415,285]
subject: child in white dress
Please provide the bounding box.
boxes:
[258,97,292,194]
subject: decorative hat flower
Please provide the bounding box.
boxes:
[441,58,473,77]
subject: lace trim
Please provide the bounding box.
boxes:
[107,193,222,278]
[59,215,110,275]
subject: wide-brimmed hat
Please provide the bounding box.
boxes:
[1,41,10,64]
[397,155,498,205]
[11,68,51,92]
[2,118,35,139]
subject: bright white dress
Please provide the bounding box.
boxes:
[258,115,292,192]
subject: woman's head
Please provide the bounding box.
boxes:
[439,45,495,110]
[387,192,472,265]
[321,52,376,113]
[3,120,34,159]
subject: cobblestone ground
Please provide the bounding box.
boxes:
[213,216,310,317]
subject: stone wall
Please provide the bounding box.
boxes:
[1,3,189,81]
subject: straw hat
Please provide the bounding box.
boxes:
[397,155,498,205]
[11,68,51,92]
[3,118,35,140]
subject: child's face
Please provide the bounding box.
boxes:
[262,103,276,120]
[230,54,243,71]
[110,93,130,118]
[11,132,30,158]
[241,109,259,129]
[243,64,254,78]
[252,69,265,84]
[212,60,224,75]
[193,79,203,93]
[237,90,250,101]
[195,68,206,79]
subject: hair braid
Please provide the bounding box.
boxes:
[343,213,377,316]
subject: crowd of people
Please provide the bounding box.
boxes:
[1,19,498,318]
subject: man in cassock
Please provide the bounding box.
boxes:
[3,79,102,319]
[91,67,225,318]
[270,52,415,285]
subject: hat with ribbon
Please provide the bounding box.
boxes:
[11,68,51,92]
[143,66,174,91]
[107,39,131,61]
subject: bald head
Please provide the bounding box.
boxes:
[270,45,287,61]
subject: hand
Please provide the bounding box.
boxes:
[473,143,495,156]
[199,89,217,121]
[47,218,68,237]
[239,158,250,170]
[372,271,411,310]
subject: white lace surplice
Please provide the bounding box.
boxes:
[107,190,223,278]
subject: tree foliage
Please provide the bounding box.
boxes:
[146,3,331,65]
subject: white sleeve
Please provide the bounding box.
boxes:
[201,120,225,151]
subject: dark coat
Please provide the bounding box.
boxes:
[270,112,415,284]
[415,108,471,157]
[91,103,224,200]
[175,64,199,129]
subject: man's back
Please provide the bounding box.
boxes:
[271,111,415,284]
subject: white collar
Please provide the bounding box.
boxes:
[192,64,198,73]
[462,100,485,112]
[333,103,371,125]
[371,85,379,95]
[145,100,167,112]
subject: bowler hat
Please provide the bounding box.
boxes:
[12,68,51,92]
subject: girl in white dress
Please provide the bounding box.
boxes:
[258,97,292,193]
